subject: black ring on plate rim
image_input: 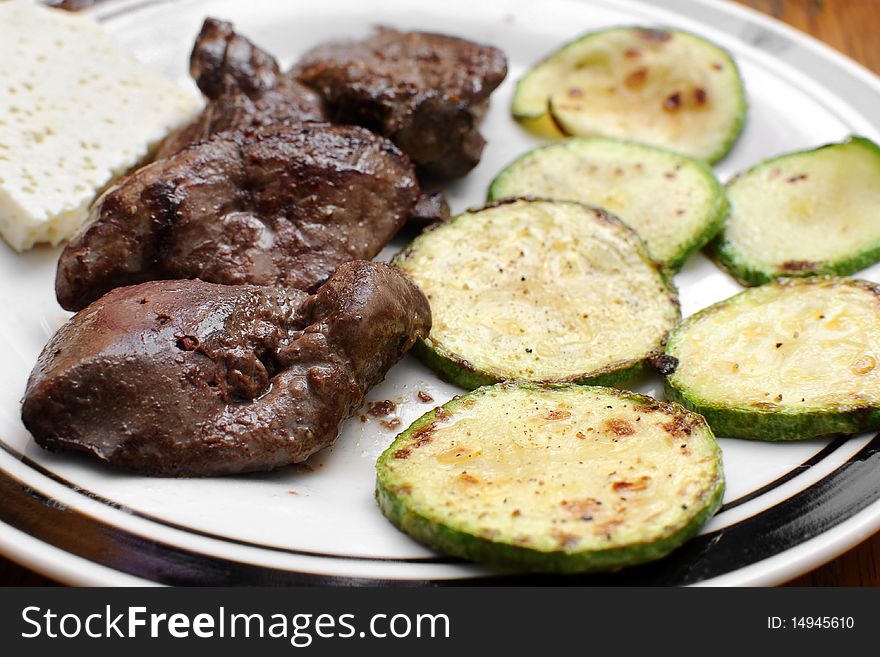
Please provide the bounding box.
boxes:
[0,441,452,564]
[0,431,848,568]
[716,436,846,514]
[0,433,876,585]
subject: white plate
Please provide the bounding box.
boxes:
[2,0,879,587]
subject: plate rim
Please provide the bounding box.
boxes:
[3,0,880,586]
[1,432,878,586]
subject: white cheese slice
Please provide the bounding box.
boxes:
[0,0,201,251]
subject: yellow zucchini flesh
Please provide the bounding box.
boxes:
[393,198,680,389]
[710,137,880,286]
[488,137,728,270]
[665,277,880,440]
[512,27,746,163]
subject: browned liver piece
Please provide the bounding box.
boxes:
[155,17,326,158]
[56,123,420,311]
[293,27,508,178]
[24,261,431,476]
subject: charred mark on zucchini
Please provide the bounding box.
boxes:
[604,418,635,436]
[648,353,678,375]
[780,260,818,272]
[663,92,682,112]
[660,415,695,437]
[637,28,672,42]
[625,68,648,89]
[542,409,572,421]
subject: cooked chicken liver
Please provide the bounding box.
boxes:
[56,123,419,311]
[23,261,431,476]
[156,18,326,158]
[293,27,508,178]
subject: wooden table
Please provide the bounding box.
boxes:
[2,0,879,587]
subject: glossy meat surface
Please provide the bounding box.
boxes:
[156,18,326,158]
[56,123,419,311]
[24,261,431,476]
[293,28,508,177]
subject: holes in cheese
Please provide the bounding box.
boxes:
[0,0,200,252]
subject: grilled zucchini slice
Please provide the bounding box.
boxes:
[709,137,880,286]
[376,384,724,573]
[664,277,880,440]
[393,198,680,389]
[512,27,746,162]
[488,138,728,270]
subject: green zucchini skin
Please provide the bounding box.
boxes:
[412,337,654,391]
[710,232,880,288]
[376,384,725,573]
[663,277,880,440]
[376,476,723,573]
[393,198,681,391]
[664,383,880,442]
[487,137,730,271]
[708,137,880,286]
[665,204,727,273]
